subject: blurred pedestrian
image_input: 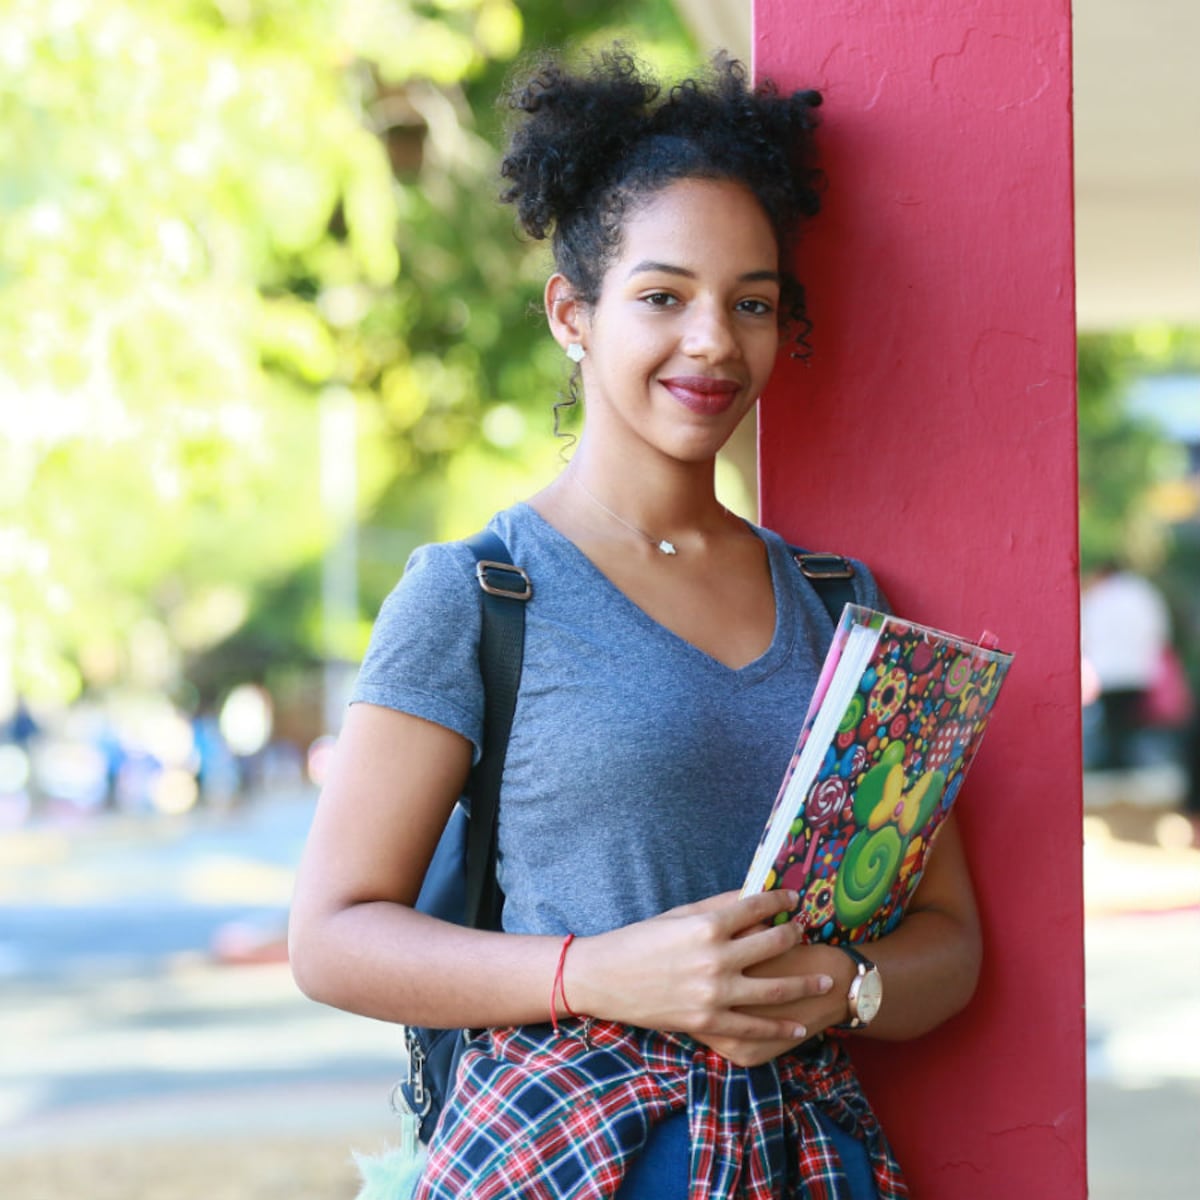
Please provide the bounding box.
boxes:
[1080,561,1171,769]
[1186,720,1200,841]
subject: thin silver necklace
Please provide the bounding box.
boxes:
[571,473,679,555]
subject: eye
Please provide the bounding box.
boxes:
[640,291,679,308]
[736,298,775,317]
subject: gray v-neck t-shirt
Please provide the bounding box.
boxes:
[351,502,885,937]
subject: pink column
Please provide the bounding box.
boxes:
[754,2,1083,1197]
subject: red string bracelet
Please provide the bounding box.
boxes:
[550,932,581,1033]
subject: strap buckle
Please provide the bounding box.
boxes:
[475,560,532,600]
[795,552,855,581]
[394,1026,432,1119]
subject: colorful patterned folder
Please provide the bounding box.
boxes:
[742,605,1014,943]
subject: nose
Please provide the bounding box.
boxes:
[680,299,740,363]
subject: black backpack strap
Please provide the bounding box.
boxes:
[462,529,531,933]
[791,548,858,626]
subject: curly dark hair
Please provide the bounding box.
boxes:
[499,47,824,351]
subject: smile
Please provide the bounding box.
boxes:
[659,375,742,416]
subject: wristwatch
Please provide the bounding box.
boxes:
[836,944,883,1029]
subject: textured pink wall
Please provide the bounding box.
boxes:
[753,1,1085,1196]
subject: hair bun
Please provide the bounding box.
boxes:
[500,49,657,241]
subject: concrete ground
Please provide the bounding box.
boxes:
[0,793,402,1199]
[1083,841,1200,1200]
[0,786,1196,1199]
[0,967,398,1199]
[1080,783,1200,1200]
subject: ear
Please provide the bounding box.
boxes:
[544,273,588,355]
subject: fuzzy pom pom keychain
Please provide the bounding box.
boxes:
[352,1110,427,1200]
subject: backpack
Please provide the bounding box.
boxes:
[395,531,859,1144]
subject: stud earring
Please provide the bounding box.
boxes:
[566,343,586,364]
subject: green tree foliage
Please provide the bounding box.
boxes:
[1,0,691,705]
[1078,327,1196,574]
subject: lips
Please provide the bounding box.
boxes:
[659,375,742,416]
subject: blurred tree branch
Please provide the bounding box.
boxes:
[1,0,690,705]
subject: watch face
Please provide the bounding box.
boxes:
[856,970,883,1024]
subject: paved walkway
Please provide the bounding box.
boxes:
[1081,793,1200,1200]
[0,788,1196,1198]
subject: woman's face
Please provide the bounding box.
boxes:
[573,176,782,467]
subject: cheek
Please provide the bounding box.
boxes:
[621,326,678,373]
[751,333,781,387]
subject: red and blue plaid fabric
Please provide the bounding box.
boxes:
[413,1020,908,1200]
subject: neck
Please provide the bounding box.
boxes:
[565,440,726,533]
[552,448,743,559]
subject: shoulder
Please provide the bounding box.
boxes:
[756,526,890,615]
[846,555,888,612]
[352,526,510,752]
[371,501,553,633]
[360,539,480,671]
[387,502,537,604]
[398,537,479,593]
[364,540,480,649]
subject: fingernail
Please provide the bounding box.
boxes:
[793,1025,807,1039]
[817,974,834,992]
[786,890,801,905]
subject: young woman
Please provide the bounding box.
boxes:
[289,49,981,1200]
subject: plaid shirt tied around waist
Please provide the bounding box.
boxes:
[413,1020,908,1200]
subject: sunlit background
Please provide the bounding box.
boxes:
[1,2,1197,1197]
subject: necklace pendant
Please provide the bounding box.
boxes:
[657,540,677,556]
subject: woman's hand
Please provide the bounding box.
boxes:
[700,941,853,1066]
[712,816,983,1058]
[566,890,836,1048]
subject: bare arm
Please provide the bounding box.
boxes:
[838,814,981,1040]
[288,702,834,1039]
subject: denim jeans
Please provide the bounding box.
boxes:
[613,1110,879,1199]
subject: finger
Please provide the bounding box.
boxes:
[735,911,809,941]
[668,889,800,926]
[691,1010,808,1044]
[663,890,745,918]
[723,916,803,971]
[699,1034,800,1069]
[712,889,800,936]
[736,971,835,1010]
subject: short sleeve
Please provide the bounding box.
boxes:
[350,540,484,760]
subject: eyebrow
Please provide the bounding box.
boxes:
[627,260,781,285]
